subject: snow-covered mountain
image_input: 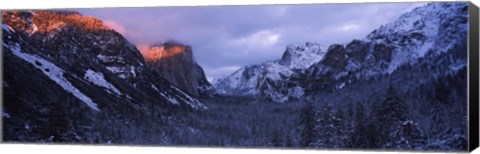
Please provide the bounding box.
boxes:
[213,42,326,102]
[2,11,213,139]
[279,42,327,70]
[304,2,468,90]
[3,10,211,141]
[2,11,207,111]
[214,2,468,103]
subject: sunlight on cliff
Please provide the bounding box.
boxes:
[137,44,186,62]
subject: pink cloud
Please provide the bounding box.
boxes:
[101,20,171,62]
[137,44,150,57]
[103,20,143,52]
[103,20,127,34]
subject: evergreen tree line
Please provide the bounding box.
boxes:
[298,85,467,151]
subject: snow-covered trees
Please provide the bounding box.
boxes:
[372,85,426,149]
[386,120,427,150]
[430,103,446,137]
[295,85,433,150]
[312,103,342,148]
[298,101,316,147]
[372,85,408,147]
[350,102,369,148]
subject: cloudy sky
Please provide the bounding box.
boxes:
[77,2,425,81]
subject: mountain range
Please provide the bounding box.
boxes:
[213,2,468,103]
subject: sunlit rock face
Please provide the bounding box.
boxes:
[143,42,189,62]
[144,41,214,97]
[2,11,113,35]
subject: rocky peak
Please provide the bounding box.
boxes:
[214,42,325,101]
[145,41,212,97]
[279,42,325,70]
[320,44,347,70]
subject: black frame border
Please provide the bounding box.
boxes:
[468,1,479,152]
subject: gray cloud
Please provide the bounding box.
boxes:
[77,2,426,80]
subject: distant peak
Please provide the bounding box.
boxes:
[306,42,321,47]
[285,42,324,55]
[277,42,326,69]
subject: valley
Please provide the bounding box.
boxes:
[1,2,470,152]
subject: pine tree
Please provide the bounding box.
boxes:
[298,101,315,147]
[285,133,293,147]
[313,103,341,148]
[351,102,369,148]
[334,107,347,148]
[373,85,408,148]
[434,78,451,104]
[430,102,446,137]
[387,120,427,150]
[372,85,427,150]
[269,129,283,147]
[344,103,355,147]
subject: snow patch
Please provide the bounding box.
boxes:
[151,84,160,92]
[170,85,207,110]
[159,91,180,105]
[449,63,466,73]
[96,54,110,62]
[96,54,125,63]
[7,43,100,111]
[151,84,180,105]
[290,86,305,98]
[118,74,127,79]
[334,71,348,80]
[106,66,123,73]
[416,41,434,57]
[336,82,346,90]
[130,66,136,77]
[84,69,122,95]
[29,24,38,36]
[2,23,14,33]
[263,62,293,81]
[3,112,11,119]
[24,123,31,130]
[105,65,136,79]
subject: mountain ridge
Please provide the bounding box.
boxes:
[2,10,208,114]
[213,2,468,103]
[212,42,325,102]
